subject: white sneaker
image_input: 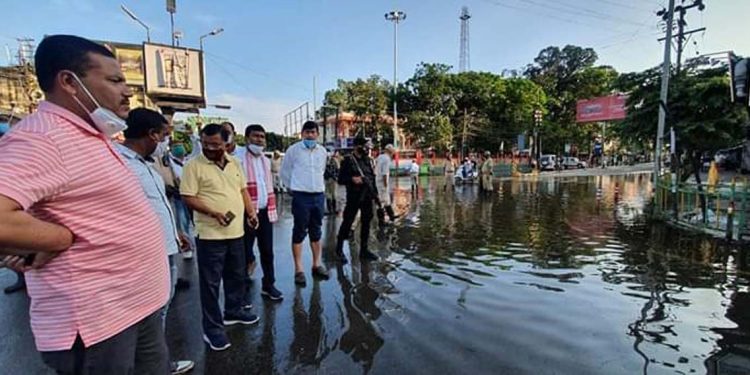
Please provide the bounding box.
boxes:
[171,360,195,374]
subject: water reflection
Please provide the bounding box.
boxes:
[335,262,384,372]
[250,174,748,374]
[289,282,327,369]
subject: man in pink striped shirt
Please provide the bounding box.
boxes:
[0,35,170,374]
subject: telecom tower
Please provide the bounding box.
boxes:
[459,6,471,73]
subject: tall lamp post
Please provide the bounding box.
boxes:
[120,5,151,42]
[200,28,224,51]
[385,10,406,149]
[533,109,543,166]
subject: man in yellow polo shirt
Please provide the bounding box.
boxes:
[180,123,259,352]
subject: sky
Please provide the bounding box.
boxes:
[3,0,750,134]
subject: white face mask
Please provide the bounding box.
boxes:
[247,143,264,155]
[151,136,170,159]
[226,134,234,145]
[70,73,128,137]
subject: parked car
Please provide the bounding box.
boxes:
[539,154,557,171]
[560,156,587,169]
[715,145,743,171]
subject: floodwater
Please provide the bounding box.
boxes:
[2,173,749,374]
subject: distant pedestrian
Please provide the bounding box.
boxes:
[271,151,284,193]
[221,121,240,158]
[443,152,456,190]
[375,144,399,225]
[335,137,380,263]
[481,151,495,192]
[281,121,329,287]
[324,150,340,215]
[169,139,196,261]
[409,159,420,192]
[181,123,260,351]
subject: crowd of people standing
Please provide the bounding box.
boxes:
[0,34,424,375]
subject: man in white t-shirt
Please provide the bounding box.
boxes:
[375,144,399,226]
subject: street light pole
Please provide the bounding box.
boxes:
[120,5,151,42]
[654,0,675,193]
[385,10,406,149]
[199,28,224,51]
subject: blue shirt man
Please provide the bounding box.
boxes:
[117,108,194,374]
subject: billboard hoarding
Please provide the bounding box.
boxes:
[143,43,205,104]
[576,95,628,123]
[116,48,144,86]
[99,41,145,87]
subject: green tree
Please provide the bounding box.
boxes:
[401,63,457,150]
[525,45,618,153]
[265,131,296,152]
[612,58,747,178]
[322,75,390,139]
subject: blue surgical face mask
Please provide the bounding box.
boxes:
[303,139,317,149]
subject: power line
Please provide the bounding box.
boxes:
[656,0,706,73]
[507,0,650,27]
[594,0,656,12]
[478,0,631,34]
[595,14,661,50]
[202,51,310,93]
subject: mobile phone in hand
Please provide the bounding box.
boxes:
[224,211,236,226]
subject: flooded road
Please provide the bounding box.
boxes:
[1,173,748,374]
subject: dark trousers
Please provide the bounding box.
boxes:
[244,209,275,288]
[337,192,374,245]
[40,311,168,375]
[196,237,245,337]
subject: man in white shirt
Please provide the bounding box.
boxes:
[409,159,420,192]
[280,121,329,287]
[375,144,399,226]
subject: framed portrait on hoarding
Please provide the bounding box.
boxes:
[143,43,205,103]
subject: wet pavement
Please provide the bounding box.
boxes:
[2,173,750,374]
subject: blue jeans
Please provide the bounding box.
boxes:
[291,192,325,244]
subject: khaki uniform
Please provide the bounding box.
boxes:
[443,159,455,188]
[481,158,494,192]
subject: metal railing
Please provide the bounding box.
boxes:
[654,175,749,241]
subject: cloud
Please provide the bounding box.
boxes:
[193,93,302,135]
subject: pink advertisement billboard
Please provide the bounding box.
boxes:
[576,95,628,123]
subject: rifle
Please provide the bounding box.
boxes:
[349,155,382,208]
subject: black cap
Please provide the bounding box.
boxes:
[354,136,367,146]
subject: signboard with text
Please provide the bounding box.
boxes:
[576,95,628,123]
